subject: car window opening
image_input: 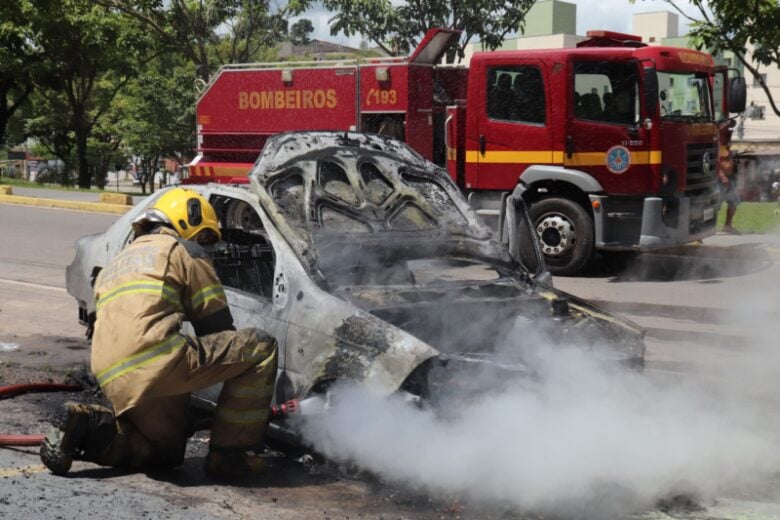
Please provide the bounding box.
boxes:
[210,196,276,298]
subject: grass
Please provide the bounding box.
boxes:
[717,202,780,234]
[0,175,139,196]
[0,176,102,192]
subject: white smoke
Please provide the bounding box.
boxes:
[297,310,780,517]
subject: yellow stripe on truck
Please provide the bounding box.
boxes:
[564,150,662,167]
[465,150,564,164]
[465,150,662,166]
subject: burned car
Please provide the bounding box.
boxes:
[66,131,645,438]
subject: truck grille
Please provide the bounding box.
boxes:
[686,143,718,193]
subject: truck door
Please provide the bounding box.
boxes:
[565,58,655,193]
[475,59,553,190]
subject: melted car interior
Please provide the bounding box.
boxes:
[209,195,275,299]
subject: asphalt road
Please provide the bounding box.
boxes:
[556,235,780,378]
[0,204,118,338]
[1,202,779,519]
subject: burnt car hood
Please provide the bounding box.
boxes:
[248,131,510,279]
[333,268,646,366]
[246,131,645,371]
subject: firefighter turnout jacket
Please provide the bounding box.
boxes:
[92,227,239,415]
[92,226,278,452]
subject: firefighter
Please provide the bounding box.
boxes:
[40,187,278,477]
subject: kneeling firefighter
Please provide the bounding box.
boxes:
[41,188,278,477]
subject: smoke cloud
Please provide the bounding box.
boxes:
[297,291,780,518]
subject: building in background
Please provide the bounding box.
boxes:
[632,11,678,44]
[463,0,583,63]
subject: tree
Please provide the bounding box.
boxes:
[88,94,128,189]
[98,0,309,82]
[25,90,77,185]
[120,60,198,194]
[290,18,315,45]
[643,1,780,117]
[0,2,41,146]
[23,0,154,188]
[321,0,537,61]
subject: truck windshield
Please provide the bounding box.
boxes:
[658,71,712,121]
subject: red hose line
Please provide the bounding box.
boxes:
[0,383,82,398]
[0,434,45,447]
[0,382,83,447]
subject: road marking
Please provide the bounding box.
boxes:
[0,464,48,478]
[0,278,66,292]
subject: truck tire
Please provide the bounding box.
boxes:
[529,197,594,276]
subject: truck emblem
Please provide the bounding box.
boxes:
[606,145,631,174]
[702,152,712,175]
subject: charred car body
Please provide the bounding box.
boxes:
[67,132,645,437]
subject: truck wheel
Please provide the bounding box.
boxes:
[529,197,594,276]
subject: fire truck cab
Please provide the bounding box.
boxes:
[189,29,746,274]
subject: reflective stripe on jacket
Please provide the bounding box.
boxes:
[91,227,232,414]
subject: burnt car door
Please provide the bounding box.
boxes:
[503,186,550,283]
[192,186,294,405]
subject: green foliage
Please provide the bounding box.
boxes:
[682,1,780,68]
[639,1,780,116]
[0,1,40,146]
[100,0,309,81]
[25,89,77,184]
[122,63,197,162]
[0,175,110,192]
[321,0,536,61]
[291,18,315,45]
[1,0,292,189]
[19,0,156,187]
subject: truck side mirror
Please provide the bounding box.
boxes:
[502,187,550,282]
[729,76,747,114]
[643,65,659,117]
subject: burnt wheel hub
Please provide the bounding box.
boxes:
[536,215,575,257]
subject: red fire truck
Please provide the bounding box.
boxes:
[188,29,746,274]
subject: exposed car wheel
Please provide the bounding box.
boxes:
[529,197,594,276]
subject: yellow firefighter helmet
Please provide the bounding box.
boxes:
[133,187,221,244]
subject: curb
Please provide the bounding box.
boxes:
[99,192,133,205]
[0,193,133,215]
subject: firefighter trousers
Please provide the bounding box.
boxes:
[83,328,277,469]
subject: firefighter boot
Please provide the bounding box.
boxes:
[40,402,93,475]
[205,447,266,478]
[40,402,117,475]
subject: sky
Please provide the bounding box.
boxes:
[294,0,709,48]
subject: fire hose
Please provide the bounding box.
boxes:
[0,385,310,447]
[0,383,83,447]
[270,399,300,418]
